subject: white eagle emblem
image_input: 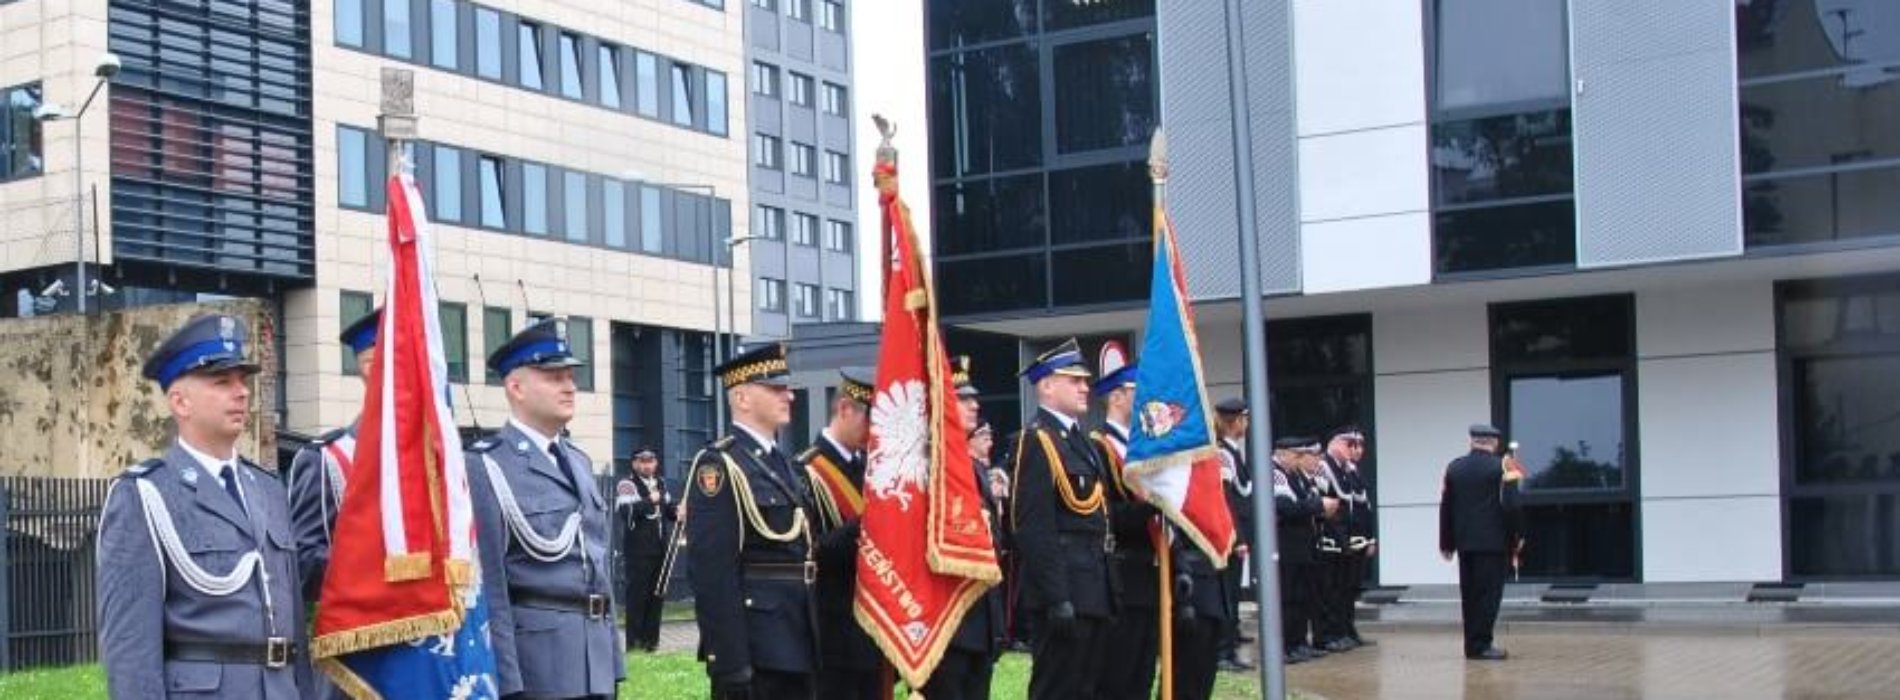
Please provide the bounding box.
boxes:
[867,379,931,511]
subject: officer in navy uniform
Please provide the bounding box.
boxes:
[620,446,676,652]
[1320,426,1376,651]
[687,343,820,700]
[97,314,302,699]
[1010,338,1118,700]
[918,363,1008,700]
[1212,398,1255,671]
[799,367,886,699]
[1272,437,1338,664]
[464,317,625,699]
[1168,536,1231,700]
[286,307,379,698]
[1439,424,1521,662]
[1087,347,1160,700]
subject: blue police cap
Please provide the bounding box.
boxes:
[141,314,262,390]
[1019,338,1091,384]
[339,307,381,355]
[487,317,585,377]
[1469,423,1502,439]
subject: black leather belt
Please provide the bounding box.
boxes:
[165,638,295,668]
[743,561,817,584]
[511,591,612,619]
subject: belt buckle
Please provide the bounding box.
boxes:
[586,594,609,619]
[265,637,290,668]
[803,561,818,585]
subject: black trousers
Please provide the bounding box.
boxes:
[624,555,665,650]
[1341,552,1370,641]
[916,647,996,700]
[1313,553,1357,644]
[1028,615,1106,700]
[1095,604,1157,699]
[1278,559,1316,650]
[713,670,814,700]
[1217,563,1243,659]
[1170,614,1222,700]
[815,665,886,700]
[1457,551,1508,656]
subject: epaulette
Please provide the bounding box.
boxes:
[123,458,165,477]
[310,425,352,447]
[710,435,736,450]
[469,435,503,453]
[795,445,820,464]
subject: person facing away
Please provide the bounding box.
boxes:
[1438,423,1523,661]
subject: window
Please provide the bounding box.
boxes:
[440,302,469,383]
[2,83,45,182]
[819,0,843,31]
[1433,0,1567,112]
[635,52,659,117]
[930,43,1041,179]
[938,253,1048,316]
[599,45,622,108]
[671,64,695,126]
[1489,295,1637,580]
[791,213,818,246]
[823,150,850,184]
[483,306,512,384]
[384,0,413,59]
[759,278,786,311]
[559,33,584,99]
[1264,314,1376,496]
[825,288,854,321]
[788,72,813,106]
[757,205,786,240]
[564,170,588,242]
[640,185,663,252]
[754,133,783,169]
[433,145,462,222]
[569,316,595,391]
[519,23,544,90]
[1052,34,1155,154]
[476,8,502,79]
[430,0,457,69]
[794,283,819,318]
[338,126,369,208]
[787,0,811,22]
[479,155,505,227]
[752,62,780,98]
[821,82,847,116]
[604,179,626,248]
[340,291,375,375]
[824,220,851,251]
[335,0,366,46]
[523,163,549,234]
[789,142,815,177]
[706,71,728,136]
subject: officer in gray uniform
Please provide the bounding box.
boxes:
[97,313,302,699]
[287,307,378,698]
[464,317,625,699]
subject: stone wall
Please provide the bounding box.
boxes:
[0,300,278,478]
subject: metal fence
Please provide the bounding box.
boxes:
[0,477,111,672]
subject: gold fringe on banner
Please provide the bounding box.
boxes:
[444,558,474,586]
[384,553,433,582]
[310,608,464,659]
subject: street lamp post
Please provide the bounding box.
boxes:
[713,234,759,430]
[33,54,120,315]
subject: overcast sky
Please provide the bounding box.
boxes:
[847,1,929,323]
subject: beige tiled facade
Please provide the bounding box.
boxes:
[0,0,114,271]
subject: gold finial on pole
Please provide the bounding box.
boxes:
[874,114,898,168]
[1148,128,1169,185]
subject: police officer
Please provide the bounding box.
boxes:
[1439,424,1521,661]
[688,343,820,699]
[1087,346,1159,700]
[1212,398,1254,672]
[1010,338,1116,700]
[97,313,302,699]
[1272,436,1337,664]
[286,307,379,698]
[1321,426,1376,651]
[620,446,676,652]
[465,317,624,699]
[799,367,886,699]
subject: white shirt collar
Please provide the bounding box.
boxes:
[1222,436,1245,452]
[177,438,242,496]
[509,417,557,456]
[1040,405,1078,432]
[821,430,854,459]
[734,422,779,454]
[1105,419,1131,442]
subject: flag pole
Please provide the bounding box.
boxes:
[1148,131,1176,700]
[1216,0,1287,696]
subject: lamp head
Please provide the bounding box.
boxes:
[95,54,122,80]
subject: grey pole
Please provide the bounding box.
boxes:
[70,77,109,314]
[1219,0,1286,696]
[713,258,725,429]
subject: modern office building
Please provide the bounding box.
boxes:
[926,0,1900,586]
[742,0,859,339]
[0,0,752,477]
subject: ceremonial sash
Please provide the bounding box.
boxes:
[805,454,864,528]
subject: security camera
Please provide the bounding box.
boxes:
[90,280,117,296]
[40,279,67,297]
[31,103,69,122]
[95,54,122,80]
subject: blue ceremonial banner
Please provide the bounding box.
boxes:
[1124,210,1218,469]
[333,587,499,698]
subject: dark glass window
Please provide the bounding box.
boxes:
[3,83,45,181]
[1516,503,1638,579]
[933,174,1045,256]
[564,170,588,242]
[927,0,1036,50]
[340,290,374,375]
[1507,373,1626,489]
[1268,315,1373,378]
[1049,161,1149,245]
[794,283,819,318]
[430,0,457,69]
[479,155,505,227]
[569,316,595,391]
[433,145,462,222]
[599,45,622,108]
[484,306,512,384]
[440,301,468,383]
[337,0,365,47]
[930,43,1041,179]
[520,23,545,89]
[1740,74,1900,176]
[559,33,584,99]
[384,0,413,59]
[603,179,626,248]
[1490,295,1633,364]
[1432,0,1568,113]
[1745,168,1900,248]
[1051,34,1155,154]
[1432,109,1573,205]
[476,8,502,79]
[938,253,1048,316]
[523,163,548,234]
[338,126,369,208]
[1043,0,1152,30]
[1434,199,1576,275]
[1738,1,1900,79]
[1789,496,1900,578]
[1052,243,1149,307]
[1791,354,1900,486]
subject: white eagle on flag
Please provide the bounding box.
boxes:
[867,379,931,511]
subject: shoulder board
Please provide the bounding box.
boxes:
[311,425,352,446]
[710,435,736,450]
[795,445,820,464]
[123,458,166,477]
[469,436,503,453]
[240,457,278,475]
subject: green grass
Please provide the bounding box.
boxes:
[0,650,1268,699]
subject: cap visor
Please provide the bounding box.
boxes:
[956,386,980,398]
[1053,367,1092,378]
[530,357,587,369]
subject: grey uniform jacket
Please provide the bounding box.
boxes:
[96,444,303,700]
[286,425,354,700]
[465,422,626,698]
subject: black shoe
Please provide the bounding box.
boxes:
[1219,658,1254,672]
[1294,644,1326,659]
[1323,638,1357,653]
[1351,635,1377,647]
[1466,647,1509,661]
[1238,633,1256,643]
[1282,650,1309,666]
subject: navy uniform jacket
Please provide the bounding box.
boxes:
[943,453,1008,657]
[466,422,625,698]
[623,474,677,560]
[799,435,882,671]
[96,443,302,700]
[688,428,821,680]
[285,425,355,700]
[1219,440,1255,548]
[1324,454,1374,542]
[1092,424,1161,611]
[1172,541,1231,624]
[1439,450,1522,554]
[1271,462,1325,565]
[1009,408,1118,618]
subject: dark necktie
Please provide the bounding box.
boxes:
[549,443,580,493]
[220,464,247,514]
